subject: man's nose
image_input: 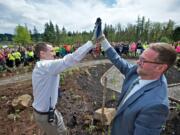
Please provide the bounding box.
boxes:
[136,59,141,65]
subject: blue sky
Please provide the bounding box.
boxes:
[104,0,117,6]
[0,0,179,34]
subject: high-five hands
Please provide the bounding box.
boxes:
[92,17,105,44]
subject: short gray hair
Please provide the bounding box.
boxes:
[149,43,177,68]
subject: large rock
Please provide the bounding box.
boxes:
[94,107,116,125]
[12,94,32,109]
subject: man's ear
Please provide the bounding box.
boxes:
[162,64,168,72]
[39,51,44,58]
[158,64,168,73]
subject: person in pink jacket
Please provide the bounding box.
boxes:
[175,45,180,53]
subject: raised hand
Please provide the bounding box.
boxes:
[92,17,104,42]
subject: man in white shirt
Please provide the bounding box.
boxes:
[32,41,94,135]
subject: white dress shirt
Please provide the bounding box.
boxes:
[32,41,93,112]
[122,78,156,105]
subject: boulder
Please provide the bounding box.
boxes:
[12,94,32,109]
[94,107,116,125]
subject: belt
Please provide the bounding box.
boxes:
[33,108,49,115]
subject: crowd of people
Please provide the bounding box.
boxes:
[0,44,77,71]
[1,40,179,72]
[112,40,148,57]
[0,46,34,71]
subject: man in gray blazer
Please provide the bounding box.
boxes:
[93,18,177,135]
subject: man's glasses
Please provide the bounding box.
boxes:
[138,56,164,65]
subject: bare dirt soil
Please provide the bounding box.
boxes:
[0,60,179,135]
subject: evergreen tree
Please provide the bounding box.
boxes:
[43,21,56,44]
[173,26,180,42]
[136,16,141,41]
[163,19,175,41]
[143,18,151,42]
[115,23,122,41]
[55,24,61,45]
[32,26,41,42]
[126,24,136,42]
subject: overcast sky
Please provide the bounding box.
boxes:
[0,0,179,34]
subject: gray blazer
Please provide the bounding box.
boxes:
[105,47,169,135]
